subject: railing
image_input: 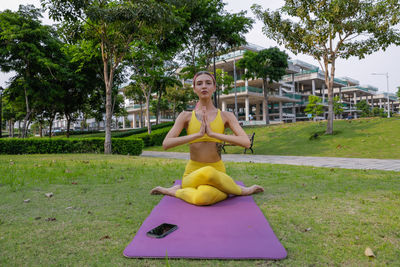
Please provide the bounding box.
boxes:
[283,92,303,100]
[126,104,146,110]
[247,86,263,94]
[216,50,246,62]
[225,86,263,94]
[282,69,348,86]
[341,86,376,94]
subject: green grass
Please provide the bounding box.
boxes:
[1,154,399,266]
[146,117,400,159]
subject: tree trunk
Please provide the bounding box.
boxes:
[263,79,270,125]
[145,90,151,134]
[18,121,21,138]
[139,102,143,128]
[105,81,113,153]
[22,85,31,138]
[48,119,53,138]
[325,58,335,135]
[39,123,43,138]
[156,89,162,125]
[26,120,32,137]
[66,114,71,138]
[103,54,114,154]
[22,112,31,138]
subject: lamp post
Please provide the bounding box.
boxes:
[371,72,390,118]
[0,86,3,138]
[209,35,218,107]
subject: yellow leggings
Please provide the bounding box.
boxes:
[175,160,242,206]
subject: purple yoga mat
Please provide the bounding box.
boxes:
[123,181,287,259]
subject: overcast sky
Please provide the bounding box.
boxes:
[1,0,399,94]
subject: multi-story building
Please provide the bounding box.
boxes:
[196,43,399,125]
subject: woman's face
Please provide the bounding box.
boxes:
[194,74,216,100]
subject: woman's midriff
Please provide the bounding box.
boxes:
[189,142,221,163]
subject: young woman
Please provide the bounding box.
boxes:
[150,71,264,205]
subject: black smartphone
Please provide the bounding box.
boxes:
[146,223,178,238]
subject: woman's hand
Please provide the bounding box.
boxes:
[198,107,207,136]
[204,115,214,137]
[199,116,206,136]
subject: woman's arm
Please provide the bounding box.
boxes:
[205,111,251,148]
[162,111,205,150]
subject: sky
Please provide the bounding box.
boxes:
[1,0,399,94]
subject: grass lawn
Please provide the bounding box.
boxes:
[1,154,399,266]
[146,117,400,159]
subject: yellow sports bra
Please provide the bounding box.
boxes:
[187,109,225,144]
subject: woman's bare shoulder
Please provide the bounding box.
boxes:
[179,110,192,118]
[221,110,236,121]
[176,111,192,124]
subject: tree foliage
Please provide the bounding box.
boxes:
[305,95,324,119]
[333,96,344,117]
[215,69,234,95]
[42,0,179,152]
[123,82,145,128]
[356,100,371,117]
[178,0,253,79]
[237,47,288,124]
[0,5,66,138]
[252,0,400,133]
[166,84,196,121]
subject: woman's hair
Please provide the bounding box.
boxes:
[193,71,216,87]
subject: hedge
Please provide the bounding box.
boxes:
[126,126,186,147]
[0,138,143,155]
[49,121,175,138]
[113,121,175,138]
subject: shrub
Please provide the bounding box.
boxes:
[126,126,186,147]
[47,130,102,137]
[129,128,171,147]
[0,138,143,155]
[113,121,174,138]
[356,100,370,117]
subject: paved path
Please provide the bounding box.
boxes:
[141,151,400,172]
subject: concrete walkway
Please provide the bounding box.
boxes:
[141,151,400,172]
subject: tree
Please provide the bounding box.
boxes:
[305,95,324,120]
[128,42,166,134]
[124,82,145,128]
[166,85,196,121]
[252,0,400,133]
[333,96,344,118]
[150,98,169,120]
[236,47,288,124]
[42,0,174,153]
[151,64,181,125]
[215,69,234,95]
[178,0,253,80]
[371,107,385,117]
[356,100,370,117]
[0,6,65,138]
[1,94,17,137]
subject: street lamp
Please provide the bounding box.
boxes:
[0,86,3,138]
[371,72,390,118]
[209,35,218,107]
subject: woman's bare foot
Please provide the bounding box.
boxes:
[150,185,181,197]
[240,185,264,196]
